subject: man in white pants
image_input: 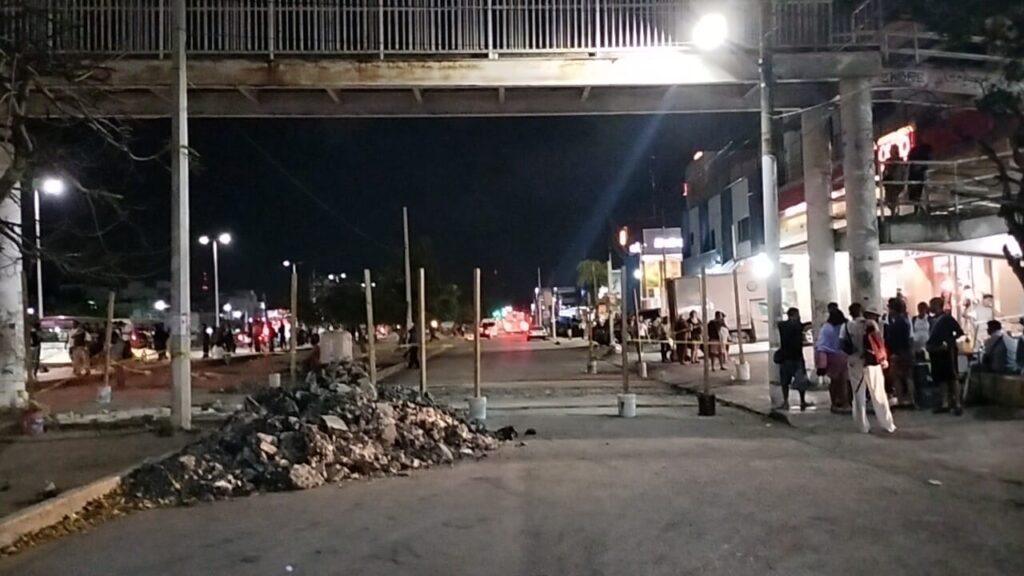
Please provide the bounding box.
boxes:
[855,308,897,434]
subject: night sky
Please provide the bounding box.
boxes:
[42,113,757,307]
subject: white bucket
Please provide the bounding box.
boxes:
[468,396,487,421]
[97,385,112,404]
[617,393,637,418]
[268,373,281,388]
[734,361,751,382]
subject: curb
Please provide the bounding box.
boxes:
[0,449,178,551]
[669,383,793,426]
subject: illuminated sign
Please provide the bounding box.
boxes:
[653,236,684,250]
[876,125,915,163]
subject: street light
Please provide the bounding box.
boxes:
[31,176,67,318]
[692,13,728,51]
[154,299,169,312]
[222,302,232,313]
[198,232,232,328]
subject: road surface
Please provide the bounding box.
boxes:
[2,337,1021,575]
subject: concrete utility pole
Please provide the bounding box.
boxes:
[170,0,191,430]
[759,0,783,406]
[363,269,377,387]
[33,188,44,318]
[802,105,837,339]
[840,77,881,311]
[418,267,427,394]
[212,240,221,328]
[403,206,413,330]
[620,266,630,394]
[731,227,749,381]
[100,291,116,402]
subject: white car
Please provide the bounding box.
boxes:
[480,320,497,339]
[527,325,548,341]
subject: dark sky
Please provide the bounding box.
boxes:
[44,113,756,306]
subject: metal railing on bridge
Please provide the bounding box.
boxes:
[0,0,882,59]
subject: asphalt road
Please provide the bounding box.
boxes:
[3,339,1022,575]
[3,405,1022,575]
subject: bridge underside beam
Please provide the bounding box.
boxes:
[31,84,831,118]
[67,52,880,90]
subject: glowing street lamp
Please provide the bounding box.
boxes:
[154,299,169,312]
[692,13,728,51]
[31,176,68,318]
[198,232,232,327]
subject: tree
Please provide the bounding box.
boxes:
[576,260,608,299]
[900,1,1024,285]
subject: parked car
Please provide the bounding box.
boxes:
[527,325,548,341]
[480,319,498,339]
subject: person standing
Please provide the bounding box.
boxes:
[657,317,672,363]
[718,312,731,366]
[816,305,850,413]
[674,315,689,365]
[776,308,810,411]
[152,322,169,362]
[852,307,897,434]
[686,310,702,364]
[707,311,724,371]
[278,321,287,351]
[885,298,915,408]
[29,322,44,380]
[912,301,931,360]
[906,143,933,213]
[406,322,421,369]
[882,144,906,217]
[841,303,866,413]
[200,323,211,359]
[927,296,965,415]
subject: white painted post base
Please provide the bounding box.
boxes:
[268,373,281,388]
[617,393,637,418]
[733,361,751,382]
[587,359,598,374]
[468,396,487,420]
[637,362,648,379]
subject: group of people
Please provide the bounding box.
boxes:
[881,142,933,217]
[796,294,975,435]
[640,310,733,369]
[64,320,135,382]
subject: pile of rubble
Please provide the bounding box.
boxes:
[121,362,499,506]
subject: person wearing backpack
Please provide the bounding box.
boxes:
[853,307,897,434]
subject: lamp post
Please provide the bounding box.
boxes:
[694,5,782,400]
[282,260,299,384]
[31,177,66,318]
[198,232,231,328]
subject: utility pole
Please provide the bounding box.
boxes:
[536,267,542,328]
[33,188,43,318]
[170,0,191,430]
[469,267,486,420]
[212,240,220,328]
[363,269,377,388]
[759,0,783,405]
[403,206,412,331]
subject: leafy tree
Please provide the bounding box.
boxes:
[575,260,608,299]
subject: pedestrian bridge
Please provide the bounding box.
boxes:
[4,0,893,117]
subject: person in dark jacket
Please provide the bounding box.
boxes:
[884,298,914,407]
[927,296,965,415]
[776,307,810,411]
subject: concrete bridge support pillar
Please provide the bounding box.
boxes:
[839,77,881,312]
[0,126,27,409]
[802,105,837,337]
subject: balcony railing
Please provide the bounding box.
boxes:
[0,0,882,59]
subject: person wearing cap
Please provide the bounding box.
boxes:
[855,306,897,433]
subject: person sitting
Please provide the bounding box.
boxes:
[981,320,1018,374]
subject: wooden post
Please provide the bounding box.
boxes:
[620,267,630,393]
[473,267,481,398]
[363,269,377,387]
[701,267,710,394]
[418,267,426,394]
[102,290,116,394]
